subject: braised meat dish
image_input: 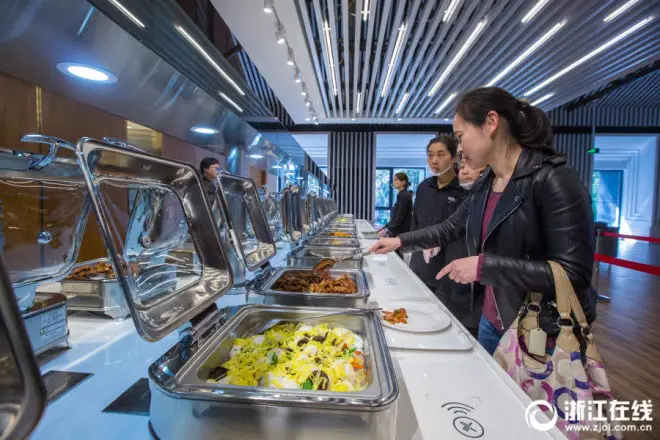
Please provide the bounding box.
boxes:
[272,271,358,294]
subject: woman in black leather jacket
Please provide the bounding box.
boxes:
[369,88,596,355]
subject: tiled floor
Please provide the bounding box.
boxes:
[592,241,660,440]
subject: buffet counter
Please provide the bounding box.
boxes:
[31,220,564,440]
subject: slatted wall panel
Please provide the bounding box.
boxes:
[554,132,594,188]
[549,106,660,127]
[328,132,376,220]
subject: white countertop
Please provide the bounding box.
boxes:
[31,220,563,440]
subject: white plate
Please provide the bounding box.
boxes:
[379,302,451,333]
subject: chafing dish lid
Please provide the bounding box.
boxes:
[215,172,276,271]
[0,254,47,439]
[0,136,91,308]
[282,186,310,244]
[76,138,234,342]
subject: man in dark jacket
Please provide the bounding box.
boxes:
[200,157,220,203]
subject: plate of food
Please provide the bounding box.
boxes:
[379,302,451,333]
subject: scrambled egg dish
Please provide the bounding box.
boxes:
[206,322,367,392]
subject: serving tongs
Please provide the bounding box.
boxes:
[247,307,383,336]
[311,250,372,273]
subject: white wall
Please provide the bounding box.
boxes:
[291,133,328,166]
[594,135,659,236]
[376,132,436,169]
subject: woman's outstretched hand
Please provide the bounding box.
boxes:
[368,237,402,254]
[436,256,479,284]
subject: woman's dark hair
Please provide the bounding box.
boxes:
[200,157,219,174]
[426,134,458,157]
[454,87,555,154]
[394,172,410,189]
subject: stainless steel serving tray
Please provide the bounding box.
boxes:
[307,237,360,248]
[256,267,369,308]
[317,230,358,239]
[59,258,130,321]
[148,305,398,440]
[288,246,363,270]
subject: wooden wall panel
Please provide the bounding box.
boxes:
[0,72,39,153]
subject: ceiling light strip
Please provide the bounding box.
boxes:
[531,93,554,106]
[323,20,338,96]
[524,16,654,96]
[108,0,145,28]
[381,23,407,97]
[428,19,487,96]
[443,0,462,23]
[356,92,362,114]
[362,0,370,22]
[395,92,410,114]
[521,0,551,24]
[487,20,566,87]
[434,92,457,115]
[219,92,243,113]
[175,25,245,96]
[604,0,641,22]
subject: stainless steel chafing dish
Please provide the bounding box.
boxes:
[255,267,369,308]
[76,139,398,440]
[288,245,363,270]
[317,229,358,238]
[307,237,361,248]
[149,305,398,440]
[60,258,130,321]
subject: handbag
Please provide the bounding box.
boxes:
[493,261,621,439]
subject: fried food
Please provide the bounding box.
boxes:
[328,231,352,237]
[272,271,358,294]
[67,262,116,280]
[382,308,408,325]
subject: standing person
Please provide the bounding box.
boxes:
[441,162,486,339]
[369,87,596,355]
[200,157,220,202]
[409,135,465,294]
[377,172,413,239]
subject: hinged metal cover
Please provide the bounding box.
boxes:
[0,254,47,439]
[0,136,91,311]
[75,138,234,342]
[282,186,310,243]
[215,172,276,271]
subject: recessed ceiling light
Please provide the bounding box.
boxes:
[604,0,641,22]
[362,0,370,21]
[314,121,320,125]
[191,126,219,135]
[381,23,407,97]
[428,19,487,96]
[249,154,265,159]
[395,92,410,114]
[263,0,274,14]
[443,0,462,23]
[305,117,311,121]
[275,24,286,45]
[397,118,402,121]
[294,68,302,84]
[287,48,295,66]
[175,25,245,96]
[531,93,555,106]
[434,92,457,115]
[272,164,283,169]
[486,20,566,87]
[351,118,356,121]
[108,0,145,28]
[323,20,338,95]
[56,62,117,83]
[521,0,551,24]
[524,16,654,96]
[305,100,311,107]
[219,92,243,113]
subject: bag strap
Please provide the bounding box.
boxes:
[548,261,601,361]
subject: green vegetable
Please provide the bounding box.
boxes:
[302,379,314,390]
[271,354,278,365]
[349,347,357,354]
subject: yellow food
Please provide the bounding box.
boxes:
[207,323,367,392]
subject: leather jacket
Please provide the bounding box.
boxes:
[398,147,596,330]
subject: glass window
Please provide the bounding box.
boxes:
[374,167,425,227]
[592,170,623,228]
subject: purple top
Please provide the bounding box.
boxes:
[477,191,504,332]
